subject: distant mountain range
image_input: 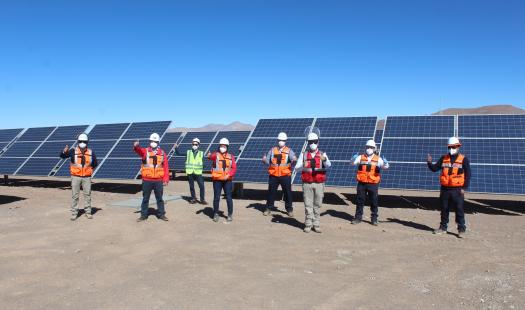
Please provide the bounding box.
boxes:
[168,104,524,132]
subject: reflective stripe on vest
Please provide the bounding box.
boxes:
[356,154,381,184]
[70,147,93,177]
[185,149,203,175]
[440,154,465,187]
[141,148,165,179]
[268,146,292,177]
[212,152,233,181]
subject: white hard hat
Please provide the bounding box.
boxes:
[219,138,230,146]
[277,132,288,141]
[149,133,160,142]
[192,138,201,144]
[78,133,89,141]
[365,139,377,148]
[447,137,461,147]
[307,132,319,141]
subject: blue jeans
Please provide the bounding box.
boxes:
[188,173,205,201]
[266,175,293,211]
[213,180,233,216]
[355,182,379,221]
[141,181,165,218]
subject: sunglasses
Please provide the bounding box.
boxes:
[192,143,199,146]
[448,146,459,149]
[308,140,319,144]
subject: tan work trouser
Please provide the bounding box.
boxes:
[71,176,92,215]
[303,182,324,228]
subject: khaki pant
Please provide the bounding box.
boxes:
[303,182,324,228]
[71,176,92,215]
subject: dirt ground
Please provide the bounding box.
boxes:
[0,176,524,310]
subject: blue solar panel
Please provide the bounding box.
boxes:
[459,115,525,138]
[251,118,314,138]
[94,158,142,179]
[469,165,525,194]
[460,139,525,164]
[0,128,23,142]
[316,138,369,161]
[314,117,377,137]
[0,142,9,152]
[180,131,217,144]
[54,161,72,177]
[384,116,454,138]
[88,123,130,140]
[380,163,439,191]
[17,127,56,141]
[214,131,251,144]
[380,138,448,162]
[375,129,383,143]
[107,139,149,158]
[160,132,183,145]
[17,158,62,176]
[235,159,269,183]
[239,138,305,159]
[1,142,42,157]
[169,156,187,171]
[121,121,171,139]
[0,158,28,174]
[32,141,69,158]
[47,125,89,141]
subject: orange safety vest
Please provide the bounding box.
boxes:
[268,146,292,177]
[70,147,93,177]
[440,154,465,187]
[211,152,233,181]
[356,154,381,184]
[141,149,165,179]
[301,151,327,183]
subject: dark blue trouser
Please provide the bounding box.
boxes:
[213,180,233,216]
[141,181,165,218]
[266,175,293,211]
[188,173,205,201]
[355,182,379,221]
[439,188,466,231]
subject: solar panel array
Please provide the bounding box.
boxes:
[94,121,171,179]
[236,117,378,187]
[17,125,89,176]
[379,115,525,194]
[54,123,131,177]
[236,118,314,184]
[0,128,24,156]
[0,127,57,175]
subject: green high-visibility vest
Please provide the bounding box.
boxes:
[186,149,204,175]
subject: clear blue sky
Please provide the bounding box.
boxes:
[1,0,524,128]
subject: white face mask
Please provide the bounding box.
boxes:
[78,142,87,149]
[150,142,158,149]
[220,147,227,153]
[449,148,458,155]
[192,145,199,150]
[309,143,318,151]
[278,141,286,148]
[366,148,374,156]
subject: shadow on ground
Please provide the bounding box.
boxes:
[2,178,142,194]
[342,193,524,216]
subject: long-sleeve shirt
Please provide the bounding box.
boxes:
[294,151,332,172]
[134,145,170,183]
[427,154,471,190]
[208,152,237,177]
[262,147,297,165]
[60,148,98,169]
[352,154,389,169]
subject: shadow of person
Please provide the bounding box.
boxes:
[385,217,434,232]
[320,209,354,222]
[270,214,304,230]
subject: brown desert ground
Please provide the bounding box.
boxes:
[0,176,524,310]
